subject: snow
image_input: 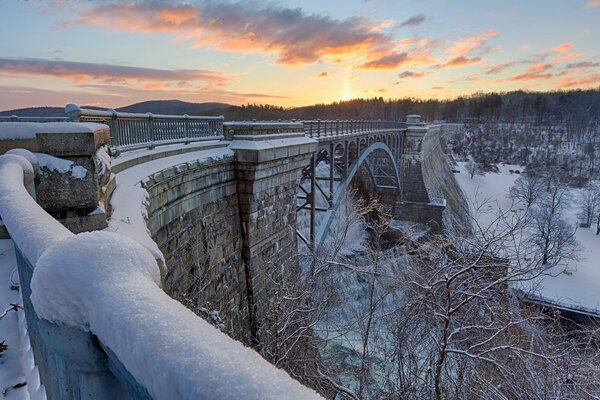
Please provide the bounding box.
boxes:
[110,140,223,167]
[30,232,321,400]
[0,150,319,399]
[455,162,600,316]
[0,240,29,400]
[34,153,87,180]
[0,123,107,140]
[0,154,71,264]
[93,145,111,178]
[116,146,233,186]
[105,184,166,277]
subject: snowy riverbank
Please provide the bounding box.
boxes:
[455,162,600,315]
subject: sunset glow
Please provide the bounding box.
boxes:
[0,0,598,110]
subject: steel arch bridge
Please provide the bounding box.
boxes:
[296,120,407,248]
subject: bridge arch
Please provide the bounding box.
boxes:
[310,142,401,246]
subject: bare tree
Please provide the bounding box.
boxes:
[530,180,580,267]
[466,159,479,179]
[510,174,545,208]
[578,182,600,228]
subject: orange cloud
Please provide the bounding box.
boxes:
[62,2,397,67]
[398,71,426,79]
[444,56,482,68]
[507,63,554,81]
[552,42,573,53]
[444,30,499,58]
[556,73,600,88]
[317,71,329,78]
[358,51,436,70]
[0,57,227,86]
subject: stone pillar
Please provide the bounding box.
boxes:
[227,122,317,344]
[0,122,113,233]
[400,116,430,203]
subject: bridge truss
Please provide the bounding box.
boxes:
[296,122,406,248]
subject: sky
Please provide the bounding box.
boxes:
[0,0,599,110]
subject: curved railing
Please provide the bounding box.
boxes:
[0,150,320,400]
[65,104,224,151]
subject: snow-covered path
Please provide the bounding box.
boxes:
[455,162,600,315]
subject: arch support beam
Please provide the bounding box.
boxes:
[298,142,401,249]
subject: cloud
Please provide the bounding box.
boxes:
[519,44,529,51]
[398,71,426,79]
[444,56,482,68]
[484,61,516,75]
[444,30,499,58]
[359,52,408,69]
[316,71,329,78]
[564,61,600,70]
[507,63,553,81]
[556,73,600,88]
[358,51,436,70]
[398,14,427,28]
[586,0,600,8]
[61,1,397,66]
[432,86,444,90]
[0,57,227,85]
[552,42,573,53]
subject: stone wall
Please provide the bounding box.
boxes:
[421,124,472,235]
[142,156,250,340]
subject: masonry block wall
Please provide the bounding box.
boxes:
[400,125,431,203]
[235,153,313,343]
[142,157,251,341]
[421,124,472,235]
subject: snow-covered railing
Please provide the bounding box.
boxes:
[0,150,320,400]
[65,104,224,152]
[303,119,406,138]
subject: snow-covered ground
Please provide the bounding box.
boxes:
[0,240,28,400]
[455,162,600,315]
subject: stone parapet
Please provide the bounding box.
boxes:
[0,122,111,233]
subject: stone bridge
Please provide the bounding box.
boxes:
[0,108,466,399]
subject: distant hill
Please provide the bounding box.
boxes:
[0,106,67,117]
[0,100,232,118]
[116,100,231,115]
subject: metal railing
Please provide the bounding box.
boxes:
[66,104,224,151]
[302,119,406,138]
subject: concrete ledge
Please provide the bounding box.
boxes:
[229,135,317,163]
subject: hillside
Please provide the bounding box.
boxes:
[1,100,231,117]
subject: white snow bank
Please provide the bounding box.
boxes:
[105,184,166,276]
[455,162,600,315]
[31,232,320,400]
[34,153,87,180]
[0,122,107,140]
[0,154,71,264]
